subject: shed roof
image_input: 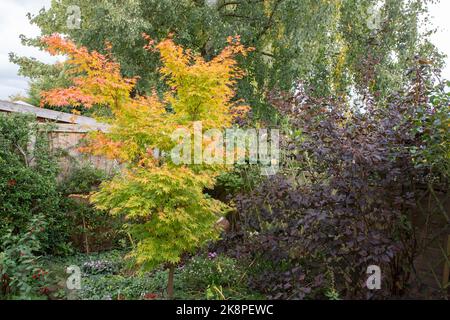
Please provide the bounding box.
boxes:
[0,100,109,132]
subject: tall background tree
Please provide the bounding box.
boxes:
[10,0,444,119]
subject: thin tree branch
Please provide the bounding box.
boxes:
[218,0,265,11]
[255,0,284,42]
[218,1,241,11]
[15,143,29,167]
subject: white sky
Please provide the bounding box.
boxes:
[0,0,449,100]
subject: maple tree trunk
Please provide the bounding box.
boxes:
[167,264,175,299]
[82,215,90,254]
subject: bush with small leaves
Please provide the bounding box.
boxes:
[0,215,50,299]
[180,254,243,291]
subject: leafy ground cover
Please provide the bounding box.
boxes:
[40,250,264,300]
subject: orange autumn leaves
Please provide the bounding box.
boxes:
[40,34,136,109]
[80,94,171,163]
[40,33,253,165]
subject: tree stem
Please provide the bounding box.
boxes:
[167,264,175,299]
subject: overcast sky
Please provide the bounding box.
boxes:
[0,0,449,100]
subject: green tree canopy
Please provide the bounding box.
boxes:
[11,0,445,119]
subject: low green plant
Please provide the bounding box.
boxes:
[180,254,243,291]
[213,164,263,198]
[82,260,121,276]
[205,284,226,300]
[40,250,262,300]
[79,274,157,300]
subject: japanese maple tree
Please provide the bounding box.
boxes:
[41,33,252,298]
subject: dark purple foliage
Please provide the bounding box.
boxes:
[219,80,435,299]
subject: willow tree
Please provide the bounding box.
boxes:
[12,0,443,119]
[40,33,252,298]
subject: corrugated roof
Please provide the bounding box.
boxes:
[0,100,109,132]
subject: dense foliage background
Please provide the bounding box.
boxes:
[11,0,445,119]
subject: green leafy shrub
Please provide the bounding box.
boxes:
[410,80,450,180]
[180,254,243,291]
[57,165,124,253]
[59,199,124,253]
[0,113,69,255]
[59,164,109,196]
[212,164,263,200]
[0,215,49,299]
